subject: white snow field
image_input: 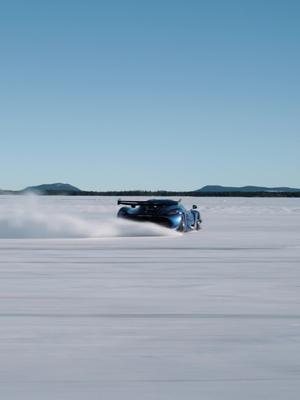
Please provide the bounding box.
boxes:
[0,195,300,400]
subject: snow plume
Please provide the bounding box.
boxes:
[0,196,177,238]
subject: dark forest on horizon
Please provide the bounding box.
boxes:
[1,190,300,197]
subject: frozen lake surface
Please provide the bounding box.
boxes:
[0,196,300,399]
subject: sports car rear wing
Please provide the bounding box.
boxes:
[117,199,180,207]
[117,199,148,207]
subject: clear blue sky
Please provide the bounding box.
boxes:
[1,0,299,191]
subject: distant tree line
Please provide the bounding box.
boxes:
[14,190,300,197]
[1,189,300,197]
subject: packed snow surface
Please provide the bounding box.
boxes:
[0,196,300,399]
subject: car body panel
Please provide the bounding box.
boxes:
[117,199,201,232]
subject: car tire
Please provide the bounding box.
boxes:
[178,217,186,232]
[117,207,127,218]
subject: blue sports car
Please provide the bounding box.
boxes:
[117,199,202,232]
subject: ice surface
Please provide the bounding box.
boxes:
[0,196,300,399]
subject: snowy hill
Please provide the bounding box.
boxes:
[23,183,81,193]
[197,185,300,193]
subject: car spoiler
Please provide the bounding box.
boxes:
[117,199,148,207]
[117,199,181,207]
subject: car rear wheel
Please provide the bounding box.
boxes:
[178,217,186,232]
[117,207,128,218]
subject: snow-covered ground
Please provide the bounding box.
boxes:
[0,196,300,399]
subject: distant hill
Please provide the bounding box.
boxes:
[23,183,81,193]
[1,183,300,197]
[197,185,300,193]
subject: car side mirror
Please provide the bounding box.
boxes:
[192,205,197,209]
